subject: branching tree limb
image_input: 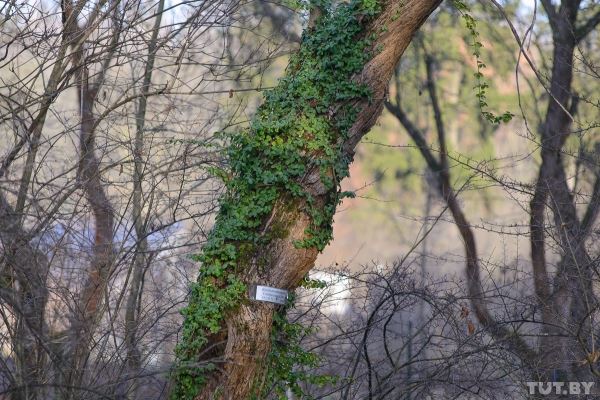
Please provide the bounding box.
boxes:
[385,51,537,367]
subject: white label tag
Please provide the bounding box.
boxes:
[253,285,288,305]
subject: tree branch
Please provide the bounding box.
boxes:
[580,170,600,239]
[540,0,559,31]
[384,101,441,173]
[575,10,600,43]
[387,59,536,365]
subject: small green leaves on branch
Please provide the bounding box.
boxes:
[453,0,514,124]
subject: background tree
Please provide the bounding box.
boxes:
[384,0,600,393]
[0,0,287,397]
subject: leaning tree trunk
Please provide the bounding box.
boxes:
[170,1,442,399]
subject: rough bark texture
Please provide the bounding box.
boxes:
[174,1,442,399]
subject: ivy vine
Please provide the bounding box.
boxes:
[453,0,514,124]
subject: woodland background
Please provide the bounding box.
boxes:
[0,0,598,399]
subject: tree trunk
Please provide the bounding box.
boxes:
[171,1,442,399]
[385,51,536,366]
[58,25,117,397]
[532,0,598,384]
